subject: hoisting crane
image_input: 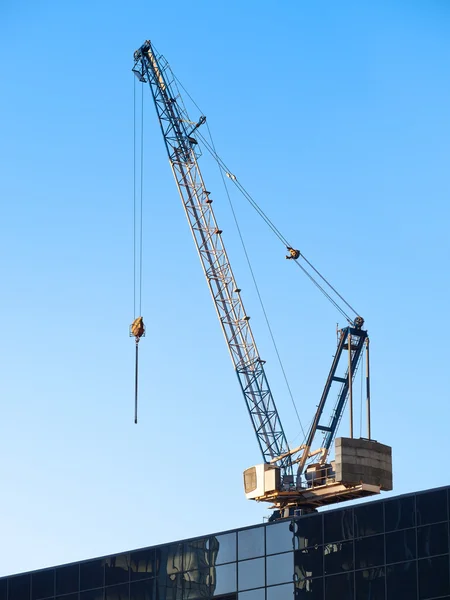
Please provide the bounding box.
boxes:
[132,40,392,513]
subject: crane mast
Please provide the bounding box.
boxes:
[133,41,293,477]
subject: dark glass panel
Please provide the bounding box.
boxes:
[56,595,78,600]
[323,541,354,575]
[355,534,385,569]
[294,547,323,581]
[355,568,385,600]
[0,579,6,600]
[9,574,31,600]
[56,565,79,596]
[418,555,450,599]
[81,560,104,590]
[155,573,182,600]
[184,540,210,572]
[130,550,155,581]
[266,552,293,586]
[386,528,416,564]
[267,583,294,600]
[324,509,353,543]
[324,573,354,600]
[295,515,322,550]
[354,502,384,537]
[384,495,415,532]
[210,533,236,566]
[105,555,130,586]
[155,544,183,577]
[386,561,417,600]
[237,558,264,591]
[182,568,210,600]
[416,489,448,526]
[32,570,55,599]
[295,577,323,599]
[417,522,449,558]
[238,590,264,600]
[81,589,104,600]
[130,580,153,600]
[238,528,265,561]
[105,584,129,600]
[267,521,294,555]
[211,563,236,596]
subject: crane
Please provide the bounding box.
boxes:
[132,40,392,513]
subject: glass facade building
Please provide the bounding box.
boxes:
[1,485,450,600]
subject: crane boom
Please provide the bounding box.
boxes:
[133,41,293,476]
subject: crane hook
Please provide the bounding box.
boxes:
[130,317,145,423]
[286,247,300,260]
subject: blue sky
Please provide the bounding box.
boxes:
[1,0,449,576]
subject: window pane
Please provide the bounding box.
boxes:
[238,589,264,600]
[355,534,385,569]
[184,540,210,572]
[386,528,416,564]
[9,575,31,600]
[155,575,182,600]
[354,502,384,537]
[56,594,77,600]
[295,577,323,599]
[238,528,265,561]
[130,580,153,600]
[324,541,354,575]
[81,560,105,589]
[211,563,236,596]
[418,555,450,599]
[106,584,129,600]
[238,558,264,591]
[417,522,449,558]
[182,568,210,600]
[156,544,183,577]
[355,568,385,600]
[416,489,448,526]
[384,495,415,532]
[386,561,417,600]
[324,509,353,543]
[266,521,294,555]
[267,582,294,600]
[294,547,323,581]
[56,565,79,595]
[81,589,104,600]
[324,573,354,600]
[211,533,236,565]
[266,553,293,586]
[295,515,322,550]
[32,570,55,599]
[130,550,155,581]
[0,579,6,600]
[105,555,130,586]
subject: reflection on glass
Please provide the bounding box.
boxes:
[295,547,323,581]
[182,568,210,600]
[131,550,155,581]
[238,558,265,591]
[324,573,353,600]
[267,583,294,600]
[81,589,105,600]
[81,560,105,590]
[384,495,415,532]
[417,522,449,558]
[156,544,183,577]
[324,509,353,543]
[386,561,417,600]
[416,489,448,526]
[355,568,385,600]
[211,563,236,596]
[355,534,384,569]
[238,528,265,561]
[238,589,264,600]
[295,577,323,599]
[184,540,210,572]
[266,521,293,555]
[354,503,384,537]
[32,569,55,599]
[266,552,293,586]
[324,541,354,575]
[106,584,130,600]
[155,575,183,600]
[210,533,236,566]
[130,580,154,600]
[105,555,130,586]
[295,515,323,550]
[56,564,79,595]
[418,555,450,599]
[386,529,416,565]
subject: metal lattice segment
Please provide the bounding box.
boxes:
[134,41,292,474]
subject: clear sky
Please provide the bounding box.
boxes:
[1,0,449,577]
